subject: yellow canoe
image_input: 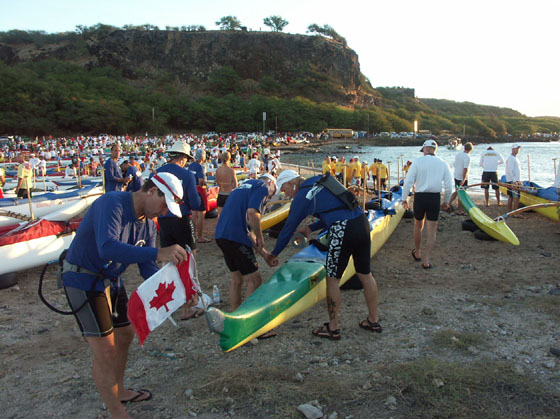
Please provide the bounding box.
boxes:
[261,202,291,230]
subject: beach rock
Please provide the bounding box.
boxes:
[327,412,338,419]
[512,364,525,376]
[385,395,397,407]
[294,373,304,383]
[422,306,436,316]
[548,287,560,296]
[297,403,323,419]
[184,389,193,399]
[433,378,444,388]
[543,360,556,369]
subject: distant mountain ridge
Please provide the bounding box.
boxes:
[0,26,558,137]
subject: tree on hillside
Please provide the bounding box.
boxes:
[215,16,242,31]
[307,24,347,47]
[263,15,289,32]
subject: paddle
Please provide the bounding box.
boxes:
[494,202,560,222]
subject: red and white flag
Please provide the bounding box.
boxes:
[128,253,197,345]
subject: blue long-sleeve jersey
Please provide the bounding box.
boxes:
[104,158,123,192]
[155,163,202,217]
[62,192,159,292]
[272,175,363,256]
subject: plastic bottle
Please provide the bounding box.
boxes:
[212,285,220,305]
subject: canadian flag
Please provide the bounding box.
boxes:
[128,254,197,345]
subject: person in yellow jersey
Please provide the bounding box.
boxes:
[322,155,332,174]
[369,159,379,189]
[378,159,388,190]
[335,156,344,182]
[361,161,370,187]
[351,155,361,185]
[345,158,354,186]
[15,153,33,199]
[329,156,337,176]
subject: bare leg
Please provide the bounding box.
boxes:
[495,189,501,205]
[244,271,263,300]
[86,334,131,419]
[423,220,438,267]
[507,195,513,212]
[326,276,341,330]
[413,218,424,259]
[229,270,243,311]
[357,272,379,323]
[513,197,520,211]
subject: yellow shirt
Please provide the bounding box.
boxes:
[369,163,378,177]
[322,161,331,174]
[378,163,388,179]
[345,163,353,180]
[351,161,361,179]
[17,162,33,189]
[335,161,344,175]
[330,161,336,175]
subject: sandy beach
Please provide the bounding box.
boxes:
[1,193,559,418]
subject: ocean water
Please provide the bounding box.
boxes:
[282,141,560,196]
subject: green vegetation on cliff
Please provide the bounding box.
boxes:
[0,27,558,137]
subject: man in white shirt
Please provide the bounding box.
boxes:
[401,140,453,269]
[29,153,41,176]
[505,144,522,213]
[479,146,504,206]
[247,153,262,179]
[448,142,473,215]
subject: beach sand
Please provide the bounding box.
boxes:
[1,196,559,418]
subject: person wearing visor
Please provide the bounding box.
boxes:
[62,172,190,419]
[215,174,277,320]
[266,170,382,341]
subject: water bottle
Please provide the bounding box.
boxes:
[212,285,220,305]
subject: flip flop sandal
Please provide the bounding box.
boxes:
[411,249,421,262]
[312,323,341,340]
[359,318,383,333]
[121,388,153,404]
[180,307,204,321]
[422,263,432,269]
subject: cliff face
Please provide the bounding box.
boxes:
[0,30,375,107]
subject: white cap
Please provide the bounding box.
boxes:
[258,173,277,193]
[151,172,184,218]
[167,141,193,158]
[420,139,438,152]
[353,155,359,159]
[512,143,521,149]
[118,158,127,166]
[275,170,299,195]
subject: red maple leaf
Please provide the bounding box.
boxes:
[149,281,176,312]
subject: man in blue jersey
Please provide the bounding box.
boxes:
[62,172,189,419]
[120,159,143,192]
[215,175,277,312]
[188,148,210,243]
[266,170,382,340]
[104,144,131,192]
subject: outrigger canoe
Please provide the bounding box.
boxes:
[261,202,291,231]
[0,184,102,226]
[498,177,559,222]
[206,187,405,352]
[458,189,519,245]
[0,218,80,275]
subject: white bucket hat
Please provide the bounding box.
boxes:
[151,172,184,218]
[167,141,193,158]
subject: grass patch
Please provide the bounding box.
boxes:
[380,358,560,418]
[432,329,485,352]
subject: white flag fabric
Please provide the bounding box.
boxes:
[128,253,197,345]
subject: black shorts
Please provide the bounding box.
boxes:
[17,188,31,199]
[481,172,499,190]
[413,192,441,221]
[326,214,371,279]
[158,216,196,251]
[216,238,258,275]
[217,192,230,208]
[454,178,468,188]
[64,285,129,337]
[506,182,520,198]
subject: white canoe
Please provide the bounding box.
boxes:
[0,185,102,226]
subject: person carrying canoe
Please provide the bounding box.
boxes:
[401,139,454,269]
[265,170,382,340]
[62,172,192,419]
[215,174,277,317]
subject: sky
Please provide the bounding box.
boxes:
[1,0,559,117]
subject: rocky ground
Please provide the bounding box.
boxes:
[1,195,560,418]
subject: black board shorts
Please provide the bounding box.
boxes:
[64,285,129,337]
[217,192,230,208]
[159,216,196,251]
[454,178,468,188]
[481,172,499,189]
[413,192,441,221]
[216,238,258,275]
[326,214,371,279]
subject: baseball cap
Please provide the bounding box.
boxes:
[420,139,438,152]
[195,148,205,160]
[151,172,184,218]
[118,158,128,166]
[512,143,521,149]
[275,170,299,195]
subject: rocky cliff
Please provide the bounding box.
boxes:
[0,29,376,107]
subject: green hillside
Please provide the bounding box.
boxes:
[0,26,558,138]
